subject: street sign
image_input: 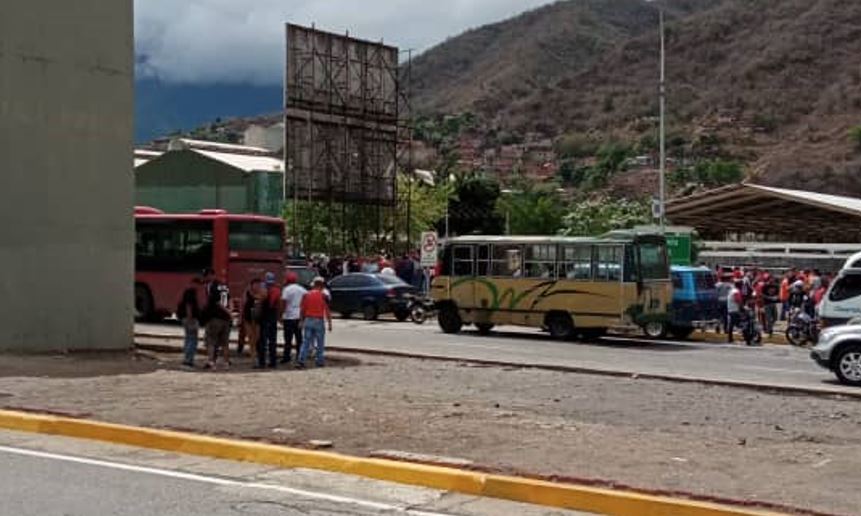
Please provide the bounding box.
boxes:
[420,231,438,268]
[651,197,663,219]
[666,233,692,266]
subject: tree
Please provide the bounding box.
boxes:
[850,125,861,150]
[446,173,504,236]
[560,198,651,236]
[401,175,454,245]
[496,177,565,235]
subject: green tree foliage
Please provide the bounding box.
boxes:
[555,133,599,159]
[670,159,744,188]
[446,173,504,236]
[560,198,651,236]
[402,175,455,245]
[850,125,861,150]
[496,178,565,235]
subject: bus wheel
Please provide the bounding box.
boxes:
[134,284,154,322]
[438,304,463,334]
[643,321,668,339]
[476,323,494,335]
[546,313,574,340]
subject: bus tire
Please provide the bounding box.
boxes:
[134,284,155,322]
[643,321,668,339]
[438,304,463,334]
[476,323,494,335]
[546,312,574,340]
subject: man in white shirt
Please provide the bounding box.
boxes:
[280,272,307,364]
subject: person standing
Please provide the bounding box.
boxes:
[201,275,231,370]
[714,273,731,334]
[238,279,263,360]
[761,274,780,337]
[297,277,333,369]
[256,272,281,369]
[280,272,306,365]
[177,277,202,368]
[726,281,743,343]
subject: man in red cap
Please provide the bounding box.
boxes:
[280,271,307,365]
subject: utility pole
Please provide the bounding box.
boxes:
[658,9,667,234]
[406,48,414,252]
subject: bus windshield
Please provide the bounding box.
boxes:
[638,242,669,280]
[228,221,283,252]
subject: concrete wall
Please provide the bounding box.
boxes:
[0,1,134,351]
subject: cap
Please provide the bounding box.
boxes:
[264,272,276,285]
[312,276,326,285]
[285,272,298,284]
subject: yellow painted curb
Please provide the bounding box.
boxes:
[0,409,783,516]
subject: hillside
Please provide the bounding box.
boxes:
[410,0,861,195]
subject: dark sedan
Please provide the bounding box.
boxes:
[328,273,416,321]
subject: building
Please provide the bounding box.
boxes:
[0,1,134,352]
[666,183,861,270]
[136,139,285,217]
[243,122,285,153]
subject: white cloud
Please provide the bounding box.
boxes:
[134,0,554,84]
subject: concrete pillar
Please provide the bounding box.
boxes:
[0,1,134,351]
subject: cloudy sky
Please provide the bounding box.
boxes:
[135,0,554,85]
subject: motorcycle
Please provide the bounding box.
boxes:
[408,296,436,324]
[740,305,762,346]
[785,307,819,346]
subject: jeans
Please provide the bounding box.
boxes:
[282,319,302,362]
[726,312,741,342]
[257,317,278,367]
[763,304,778,335]
[299,318,326,367]
[183,323,198,365]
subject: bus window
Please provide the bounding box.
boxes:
[228,221,283,252]
[136,221,213,272]
[596,246,622,282]
[561,246,592,280]
[477,245,491,276]
[639,242,669,280]
[492,245,522,277]
[525,244,556,279]
[452,245,474,277]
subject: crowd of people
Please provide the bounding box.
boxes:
[177,268,332,371]
[303,251,428,291]
[715,266,831,344]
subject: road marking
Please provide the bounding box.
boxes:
[0,445,452,516]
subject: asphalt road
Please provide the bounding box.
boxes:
[136,318,849,395]
[0,430,585,516]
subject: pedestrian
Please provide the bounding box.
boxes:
[726,281,743,343]
[714,273,731,334]
[280,272,306,365]
[779,270,793,321]
[761,274,780,337]
[238,279,263,360]
[176,277,202,368]
[201,274,231,370]
[256,271,281,369]
[297,277,333,369]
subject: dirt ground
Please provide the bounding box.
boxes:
[1,351,859,515]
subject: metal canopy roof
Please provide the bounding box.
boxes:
[666,183,861,243]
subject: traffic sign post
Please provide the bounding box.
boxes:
[420,231,438,268]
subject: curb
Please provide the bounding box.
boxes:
[134,335,860,400]
[0,408,782,516]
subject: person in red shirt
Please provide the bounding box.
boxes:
[297,277,333,369]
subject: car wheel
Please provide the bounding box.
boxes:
[546,313,574,340]
[134,284,154,322]
[394,308,410,322]
[643,321,667,339]
[362,304,378,321]
[475,323,494,335]
[437,304,462,334]
[834,344,861,386]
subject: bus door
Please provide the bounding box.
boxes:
[593,245,625,325]
[450,244,477,310]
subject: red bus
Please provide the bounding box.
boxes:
[134,207,285,320]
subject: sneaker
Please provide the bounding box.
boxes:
[295,362,306,370]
